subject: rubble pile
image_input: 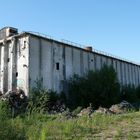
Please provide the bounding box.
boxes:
[95,101,135,115]
[109,100,134,114]
[95,107,114,115]
[77,104,93,117]
[49,101,66,114]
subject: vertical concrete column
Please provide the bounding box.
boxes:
[12,38,17,91]
[89,53,95,71]
[133,66,136,87]
[0,46,1,90]
[130,65,133,86]
[96,55,101,70]
[0,45,4,92]
[127,63,130,85]
[122,62,126,85]
[119,62,123,85]
[80,50,84,75]
[132,65,135,86]
[125,63,129,85]
[113,60,116,72]
[138,67,140,86]
[3,40,9,93]
[116,61,121,84]
[9,38,16,91]
[39,38,42,81]
[94,54,97,71]
[51,41,55,91]
[135,65,139,87]
[129,64,132,85]
[137,66,139,86]
[62,45,66,92]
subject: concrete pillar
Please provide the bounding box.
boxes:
[0,46,1,90]
[100,56,108,68]
[131,65,135,86]
[82,52,89,74]
[9,38,16,91]
[0,39,9,93]
[0,45,4,92]
[138,67,140,86]
[135,65,139,87]
[127,63,130,85]
[96,55,101,70]
[125,63,129,85]
[107,58,112,66]
[113,60,117,72]
[116,61,121,84]
[89,53,95,71]
[129,64,132,85]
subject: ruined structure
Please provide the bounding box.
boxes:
[0,27,140,95]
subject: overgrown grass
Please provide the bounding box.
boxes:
[1,111,140,139]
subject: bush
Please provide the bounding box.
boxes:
[120,85,140,103]
[67,65,120,109]
[0,100,10,120]
[120,85,138,102]
[27,80,66,114]
[72,106,82,116]
[27,80,49,114]
[136,86,140,99]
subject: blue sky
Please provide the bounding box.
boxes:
[0,0,140,63]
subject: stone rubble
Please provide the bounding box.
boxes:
[95,100,135,115]
[109,100,134,114]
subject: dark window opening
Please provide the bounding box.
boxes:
[23,64,27,67]
[56,63,59,70]
[7,58,10,62]
[22,41,26,49]
[91,59,93,62]
[16,72,18,77]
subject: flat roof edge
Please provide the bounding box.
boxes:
[1,31,140,67]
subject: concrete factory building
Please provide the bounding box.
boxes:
[0,27,140,95]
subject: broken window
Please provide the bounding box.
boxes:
[22,41,26,49]
[56,63,59,70]
[7,58,10,62]
[16,72,18,77]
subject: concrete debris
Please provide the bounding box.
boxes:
[109,100,134,114]
[95,101,134,115]
[48,101,66,114]
[95,107,114,115]
[0,88,27,117]
[61,108,74,119]
[77,103,93,117]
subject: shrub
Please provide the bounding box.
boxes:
[72,106,82,116]
[67,65,120,109]
[0,100,10,120]
[136,86,140,99]
[120,85,138,102]
[27,80,49,114]
[120,85,140,103]
[27,80,66,114]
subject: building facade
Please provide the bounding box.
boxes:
[0,27,140,95]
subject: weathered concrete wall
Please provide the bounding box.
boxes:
[16,37,29,95]
[0,36,29,95]
[29,35,140,93]
[0,32,140,95]
[29,36,40,88]
[82,51,89,73]
[65,46,73,79]
[89,53,95,71]
[96,55,102,70]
